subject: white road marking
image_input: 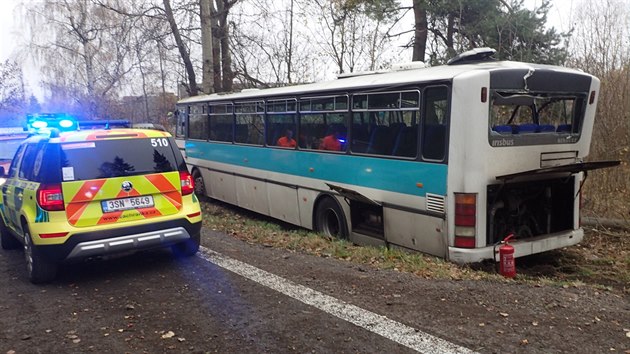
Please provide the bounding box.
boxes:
[198,246,478,354]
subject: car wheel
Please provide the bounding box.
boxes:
[23,226,57,284]
[171,232,200,257]
[314,197,349,240]
[0,217,20,250]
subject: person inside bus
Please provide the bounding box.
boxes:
[320,127,342,151]
[277,129,297,148]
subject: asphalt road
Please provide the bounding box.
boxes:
[1,228,628,353]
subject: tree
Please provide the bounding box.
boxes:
[200,0,214,93]
[306,0,399,74]
[0,60,26,115]
[230,0,308,86]
[412,0,428,61]
[411,0,568,65]
[0,60,26,126]
[163,0,200,96]
[567,0,630,218]
[27,0,136,117]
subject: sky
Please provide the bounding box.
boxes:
[0,0,585,101]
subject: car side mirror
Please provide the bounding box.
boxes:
[0,166,6,177]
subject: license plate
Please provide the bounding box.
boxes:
[101,195,154,213]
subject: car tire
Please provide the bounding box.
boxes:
[23,226,57,284]
[0,217,20,250]
[171,232,200,257]
[314,196,349,240]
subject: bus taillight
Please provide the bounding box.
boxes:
[454,193,476,248]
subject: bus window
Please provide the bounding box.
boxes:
[299,96,348,151]
[351,91,419,157]
[422,87,448,161]
[267,99,297,148]
[235,101,264,145]
[352,112,408,155]
[299,113,347,151]
[209,103,233,142]
[268,115,296,148]
[490,93,584,138]
[188,104,209,140]
[175,106,187,138]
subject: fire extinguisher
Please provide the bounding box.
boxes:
[499,233,516,278]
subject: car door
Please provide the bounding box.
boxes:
[2,144,26,232]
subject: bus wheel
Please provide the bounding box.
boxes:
[315,197,349,240]
[192,169,205,197]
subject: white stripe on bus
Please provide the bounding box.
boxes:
[197,246,477,354]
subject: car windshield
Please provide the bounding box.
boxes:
[59,138,179,181]
[0,136,27,160]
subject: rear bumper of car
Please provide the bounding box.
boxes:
[35,218,202,262]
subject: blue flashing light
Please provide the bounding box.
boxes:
[31,120,48,129]
[59,119,74,128]
[26,113,79,133]
[338,138,347,143]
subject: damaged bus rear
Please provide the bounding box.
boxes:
[448,61,617,263]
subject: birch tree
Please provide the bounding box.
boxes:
[27,0,136,117]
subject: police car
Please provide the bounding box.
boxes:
[0,128,202,283]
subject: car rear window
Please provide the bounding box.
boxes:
[59,137,180,181]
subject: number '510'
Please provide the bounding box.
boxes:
[151,138,169,147]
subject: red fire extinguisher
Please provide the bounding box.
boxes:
[499,233,516,278]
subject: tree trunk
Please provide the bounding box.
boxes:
[82,40,98,117]
[212,1,222,92]
[446,13,456,58]
[136,45,150,122]
[220,0,233,92]
[200,0,214,94]
[163,0,198,96]
[412,0,427,62]
[287,0,294,83]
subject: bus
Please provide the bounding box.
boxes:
[174,48,617,263]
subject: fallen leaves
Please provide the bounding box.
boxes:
[161,331,175,339]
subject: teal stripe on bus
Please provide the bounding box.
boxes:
[186,141,447,197]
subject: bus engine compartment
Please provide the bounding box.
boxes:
[486,176,575,245]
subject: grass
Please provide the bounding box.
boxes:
[200,199,629,294]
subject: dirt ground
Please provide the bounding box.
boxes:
[1,199,629,353]
[206,228,630,353]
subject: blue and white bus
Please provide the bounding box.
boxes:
[175,48,616,263]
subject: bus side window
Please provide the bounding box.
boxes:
[175,107,187,138]
[299,114,326,149]
[188,104,209,140]
[422,87,448,161]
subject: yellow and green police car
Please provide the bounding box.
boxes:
[0,128,202,283]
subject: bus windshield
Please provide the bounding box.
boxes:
[489,91,586,146]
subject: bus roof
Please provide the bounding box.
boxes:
[178,60,592,104]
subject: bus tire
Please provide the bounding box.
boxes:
[192,169,206,198]
[314,197,349,240]
[23,225,57,284]
[1,217,20,250]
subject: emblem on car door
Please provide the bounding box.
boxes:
[121,181,133,192]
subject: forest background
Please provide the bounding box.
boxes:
[0,0,628,218]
